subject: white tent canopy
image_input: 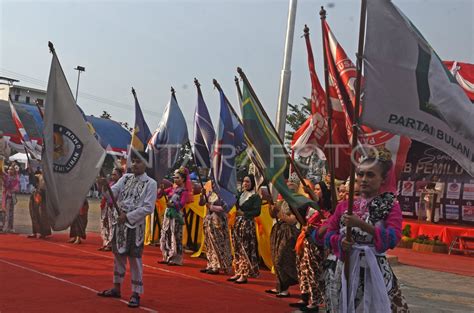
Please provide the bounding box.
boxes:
[9,152,28,164]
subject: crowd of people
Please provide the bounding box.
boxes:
[0,143,409,312]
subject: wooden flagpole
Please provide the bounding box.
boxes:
[236,69,314,225]
[212,77,273,204]
[345,0,368,282]
[318,9,338,211]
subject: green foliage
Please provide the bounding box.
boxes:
[284,97,312,144]
[414,234,446,246]
[402,224,412,237]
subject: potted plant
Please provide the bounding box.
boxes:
[412,235,448,253]
[398,224,415,248]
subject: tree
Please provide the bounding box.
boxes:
[100,110,112,119]
[285,97,311,144]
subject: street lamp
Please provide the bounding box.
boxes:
[74,65,85,103]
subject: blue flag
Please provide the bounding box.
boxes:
[193,88,215,169]
[148,94,189,184]
[130,88,152,152]
[212,90,247,209]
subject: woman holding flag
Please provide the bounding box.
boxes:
[266,173,300,297]
[159,167,193,266]
[198,181,233,275]
[324,148,409,312]
[227,174,261,284]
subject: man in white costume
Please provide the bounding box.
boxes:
[97,151,157,308]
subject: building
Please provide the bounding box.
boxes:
[9,85,46,108]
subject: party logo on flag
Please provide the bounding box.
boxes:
[52,124,83,173]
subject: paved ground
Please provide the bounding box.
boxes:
[6,194,474,312]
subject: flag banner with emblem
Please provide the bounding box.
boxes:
[362,0,474,176]
[212,90,246,209]
[130,88,152,153]
[148,94,189,185]
[241,75,315,210]
[193,87,215,169]
[323,19,412,177]
[291,27,328,160]
[43,45,105,230]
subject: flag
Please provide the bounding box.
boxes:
[8,89,42,160]
[212,90,246,209]
[241,76,315,210]
[323,19,411,177]
[148,94,189,185]
[362,0,474,176]
[291,27,328,159]
[444,61,474,101]
[193,87,215,169]
[43,45,105,230]
[130,88,152,153]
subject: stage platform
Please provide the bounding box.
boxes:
[402,220,474,245]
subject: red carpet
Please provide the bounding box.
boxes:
[0,233,300,313]
[391,247,474,277]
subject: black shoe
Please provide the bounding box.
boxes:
[206,269,219,275]
[227,276,239,282]
[289,302,308,308]
[128,294,140,308]
[234,278,247,284]
[200,268,210,273]
[265,289,279,294]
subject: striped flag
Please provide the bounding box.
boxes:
[241,75,315,210]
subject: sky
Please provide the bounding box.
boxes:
[1,0,473,134]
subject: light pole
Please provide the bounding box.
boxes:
[74,65,85,103]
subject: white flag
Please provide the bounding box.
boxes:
[362,0,474,176]
[43,45,105,230]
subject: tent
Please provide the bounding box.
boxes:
[9,152,28,164]
[0,99,132,155]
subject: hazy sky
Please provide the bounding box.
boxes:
[1,0,473,133]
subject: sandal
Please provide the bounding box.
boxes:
[97,288,121,298]
[128,294,140,308]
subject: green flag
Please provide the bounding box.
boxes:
[241,79,316,211]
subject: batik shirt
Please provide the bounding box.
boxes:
[111,172,157,245]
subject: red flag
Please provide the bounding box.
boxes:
[323,20,411,179]
[444,61,474,101]
[291,27,351,179]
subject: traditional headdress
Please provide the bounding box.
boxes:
[175,166,194,203]
[361,146,396,194]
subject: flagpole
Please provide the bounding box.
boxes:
[345,0,368,281]
[236,69,312,225]
[276,0,297,139]
[212,79,276,205]
[319,9,338,212]
[234,76,243,101]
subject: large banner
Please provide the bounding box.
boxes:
[398,140,474,224]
